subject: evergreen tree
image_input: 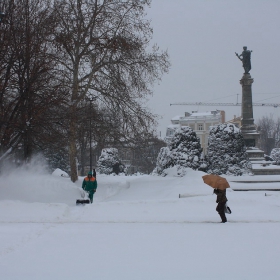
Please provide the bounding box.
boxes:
[96,148,125,175]
[153,147,171,175]
[153,127,203,176]
[207,124,251,175]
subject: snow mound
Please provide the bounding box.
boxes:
[52,168,69,178]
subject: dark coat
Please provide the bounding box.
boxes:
[214,189,228,203]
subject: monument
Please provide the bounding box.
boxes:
[235,47,280,175]
[235,47,261,153]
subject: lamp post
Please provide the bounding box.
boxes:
[88,93,97,173]
[89,95,93,173]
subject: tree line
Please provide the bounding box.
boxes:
[0,0,170,181]
[154,124,251,176]
[257,115,280,155]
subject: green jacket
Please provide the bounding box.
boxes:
[82,175,97,193]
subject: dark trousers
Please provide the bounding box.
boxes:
[216,202,227,222]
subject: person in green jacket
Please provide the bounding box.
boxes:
[82,171,97,203]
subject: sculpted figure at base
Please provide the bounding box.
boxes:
[235,46,252,74]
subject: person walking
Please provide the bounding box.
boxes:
[82,171,97,203]
[214,188,227,223]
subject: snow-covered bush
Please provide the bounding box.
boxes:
[153,126,203,176]
[206,123,251,176]
[152,147,171,175]
[96,148,125,175]
[270,148,280,163]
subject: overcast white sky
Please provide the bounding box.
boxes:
[146,0,280,137]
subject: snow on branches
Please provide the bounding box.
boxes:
[206,123,251,176]
[270,148,280,163]
[96,148,125,175]
[153,127,203,176]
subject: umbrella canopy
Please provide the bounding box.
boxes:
[202,174,230,190]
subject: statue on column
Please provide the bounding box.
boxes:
[235,46,252,74]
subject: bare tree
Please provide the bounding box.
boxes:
[273,117,280,148]
[129,134,166,174]
[0,0,64,164]
[257,115,275,154]
[53,0,170,182]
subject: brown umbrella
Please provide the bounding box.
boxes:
[202,174,230,190]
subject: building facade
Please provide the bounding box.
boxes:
[166,110,225,154]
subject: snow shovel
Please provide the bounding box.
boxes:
[76,189,90,205]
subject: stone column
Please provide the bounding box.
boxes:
[240,73,260,147]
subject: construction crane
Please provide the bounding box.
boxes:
[170,102,280,108]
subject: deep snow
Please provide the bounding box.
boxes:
[0,166,280,280]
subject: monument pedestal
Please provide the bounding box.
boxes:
[242,132,261,152]
[239,73,280,175]
[240,73,260,147]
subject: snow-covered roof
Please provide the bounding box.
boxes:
[170,111,222,122]
[191,112,214,116]
[171,115,183,121]
[167,124,180,128]
[186,111,222,119]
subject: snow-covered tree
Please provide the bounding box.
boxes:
[152,147,171,175]
[206,123,251,175]
[96,148,125,175]
[270,148,280,163]
[153,127,203,175]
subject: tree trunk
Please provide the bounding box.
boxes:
[69,65,79,182]
[69,104,78,182]
[23,126,32,162]
[79,136,87,176]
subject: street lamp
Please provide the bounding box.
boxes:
[88,94,96,173]
[89,95,93,173]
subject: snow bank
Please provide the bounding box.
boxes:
[52,168,69,178]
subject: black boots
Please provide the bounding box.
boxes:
[219,212,227,223]
[216,202,227,223]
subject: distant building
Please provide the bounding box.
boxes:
[166,110,225,154]
[226,115,241,128]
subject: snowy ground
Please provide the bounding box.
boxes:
[0,166,280,280]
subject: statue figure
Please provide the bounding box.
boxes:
[235,46,252,74]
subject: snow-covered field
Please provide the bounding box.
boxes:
[0,166,280,280]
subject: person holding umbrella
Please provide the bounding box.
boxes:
[202,174,230,223]
[213,188,228,223]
